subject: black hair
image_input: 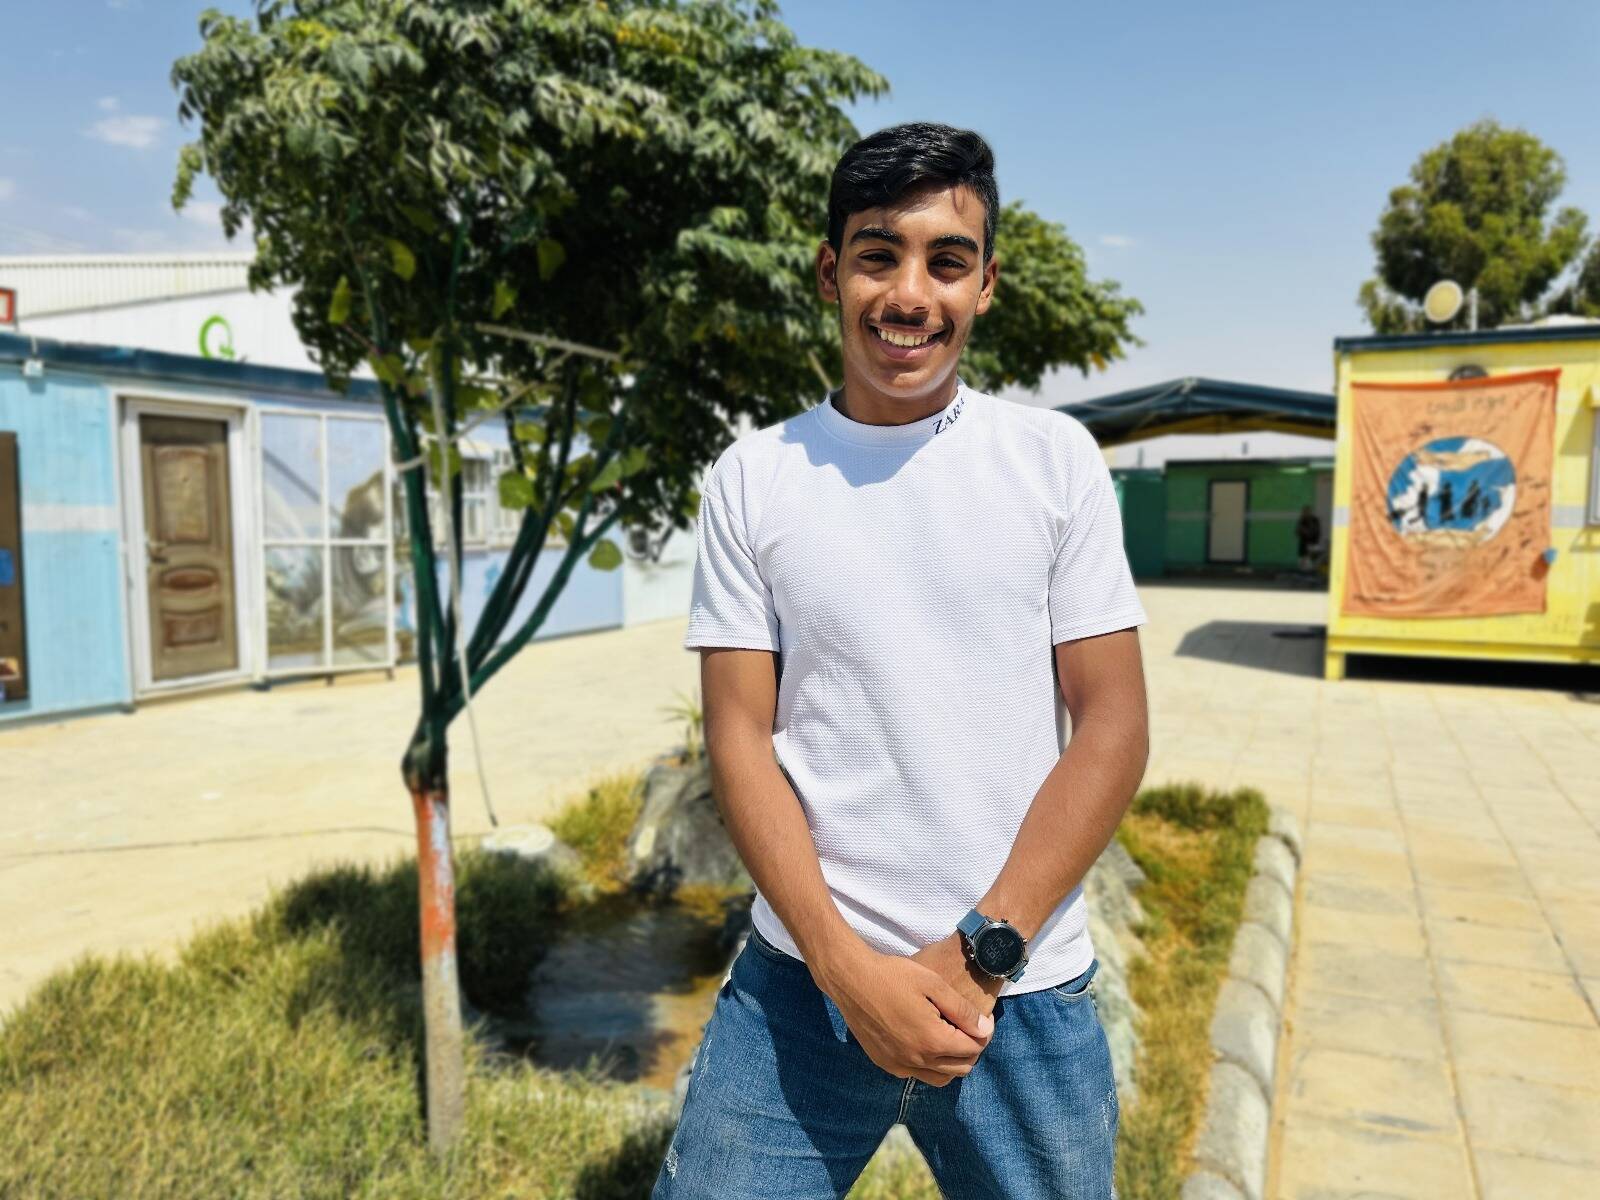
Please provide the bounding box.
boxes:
[827,122,1000,262]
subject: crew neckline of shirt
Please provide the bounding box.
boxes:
[812,380,976,449]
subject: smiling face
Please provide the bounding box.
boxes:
[817,182,999,418]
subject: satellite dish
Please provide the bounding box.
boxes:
[1424,280,1464,324]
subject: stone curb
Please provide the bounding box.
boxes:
[1185,810,1300,1200]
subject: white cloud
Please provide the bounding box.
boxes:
[87,113,163,150]
[179,200,224,227]
[62,205,95,222]
[0,178,15,202]
[1099,234,1137,249]
[97,96,120,112]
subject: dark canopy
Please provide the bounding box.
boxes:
[1056,377,1335,447]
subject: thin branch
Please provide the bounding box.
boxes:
[475,322,625,364]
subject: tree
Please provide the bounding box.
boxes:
[1358,119,1590,333]
[961,201,1142,392]
[1548,239,1600,319]
[172,0,1140,1153]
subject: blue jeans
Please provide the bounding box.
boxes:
[651,925,1120,1199]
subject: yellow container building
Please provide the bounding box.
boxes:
[1324,322,1600,680]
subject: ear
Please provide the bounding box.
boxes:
[816,240,840,303]
[974,255,1000,316]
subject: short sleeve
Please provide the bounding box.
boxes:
[1048,426,1148,645]
[683,465,781,653]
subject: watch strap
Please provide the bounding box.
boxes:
[957,908,987,940]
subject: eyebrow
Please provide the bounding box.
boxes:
[848,226,979,255]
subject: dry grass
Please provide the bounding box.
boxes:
[548,769,649,892]
[1113,781,1270,1199]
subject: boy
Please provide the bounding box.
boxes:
[655,122,1148,1199]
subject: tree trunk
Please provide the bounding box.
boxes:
[410,780,465,1154]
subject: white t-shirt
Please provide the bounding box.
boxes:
[683,379,1147,995]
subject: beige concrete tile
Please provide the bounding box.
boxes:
[1403,815,1507,844]
[1583,977,1600,1014]
[1411,854,1531,894]
[1473,1150,1600,1200]
[1306,821,1408,854]
[1310,800,1403,834]
[1458,1071,1600,1167]
[1284,1047,1458,1137]
[1436,960,1595,1026]
[1501,816,1600,849]
[1304,875,1418,917]
[1302,842,1415,888]
[1419,886,1547,931]
[1299,906,1427,955]
[1521,851,1600,901]
[1543,898,1600,977]
[1299,941,1437,1006]
[1426,918,1572,973]
[1446,1010,1600,1091]
[1286,988,1448,1062]
[1273,1113,1471,1200]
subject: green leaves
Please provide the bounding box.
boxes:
[328,276,352,325]
[492,279,517,319]
[536,238,565,281]
[386,238,417,281]
[498,470,536,510]
[586,538,623,571]
[587,457,624,493]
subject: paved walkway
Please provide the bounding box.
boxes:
[2,617,701,1020]
[1140,588,1600,1200]
[4,582,1598,1196]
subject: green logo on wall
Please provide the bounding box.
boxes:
[199,315,236,360]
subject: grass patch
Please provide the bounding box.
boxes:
[0,771,678,1199]
[548,770,649,893]
[1114,781,1270,1200]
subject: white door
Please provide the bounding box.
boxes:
[1208,480,1247,563]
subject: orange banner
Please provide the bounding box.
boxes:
[1342,369,1558,618]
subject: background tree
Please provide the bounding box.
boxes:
[172,0,1140,1152]
[961,201,1142,392]
[1358,118,1590,333]
[1548,238,1600,319]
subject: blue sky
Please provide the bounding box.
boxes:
[2,0,1597,406]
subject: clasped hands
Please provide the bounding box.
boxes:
[814,931,1007,1087]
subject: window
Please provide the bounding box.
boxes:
[461,454,491,545]
[494,449,520,540]
[260,410,393,673]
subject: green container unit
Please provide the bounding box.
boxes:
[1110,468,1167,578]
[1162,458,1333,572]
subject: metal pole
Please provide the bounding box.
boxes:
[1468,287,1479,331]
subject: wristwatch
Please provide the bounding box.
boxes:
[957,908,1029,983]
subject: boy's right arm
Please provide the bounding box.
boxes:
[698,646,993,1086]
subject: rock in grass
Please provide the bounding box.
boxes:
[626,755,752,898]
[481,822,582,873]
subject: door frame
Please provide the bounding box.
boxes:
[119,391,259,696]
[1205,478,1251,565]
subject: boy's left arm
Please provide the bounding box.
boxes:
[912,626,1150,1006]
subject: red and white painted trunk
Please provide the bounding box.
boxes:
[411,783,465,1153]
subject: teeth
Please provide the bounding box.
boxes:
[875,327,937,348]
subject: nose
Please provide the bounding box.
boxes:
[882,258,934,324]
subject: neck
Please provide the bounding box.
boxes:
[835,369,960,427]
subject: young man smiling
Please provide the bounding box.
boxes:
[653,123,1149,1199]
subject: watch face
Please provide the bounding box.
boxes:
[974,924,1025,976]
